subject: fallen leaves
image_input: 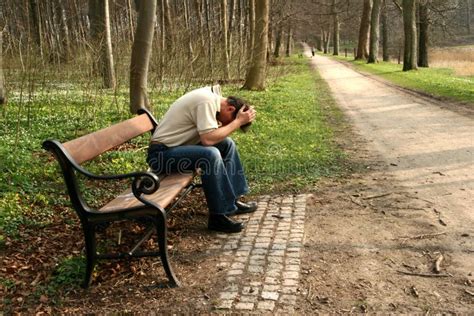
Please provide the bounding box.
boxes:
[1,189,211,313]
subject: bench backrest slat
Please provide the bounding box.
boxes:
[63,113,154,164]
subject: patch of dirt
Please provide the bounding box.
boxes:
[299,136,473,313]
[0,190,233,314]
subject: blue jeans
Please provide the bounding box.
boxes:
[147,138,249,215]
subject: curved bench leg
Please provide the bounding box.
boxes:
[82,225,97,288]
[155,216,181,287]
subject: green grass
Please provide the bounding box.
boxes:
[225,57,344,193]
[331,55,474,104]
[0,56,343,239]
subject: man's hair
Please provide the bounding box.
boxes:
[227,96,248,119]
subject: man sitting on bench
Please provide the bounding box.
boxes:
[147,85,257,233]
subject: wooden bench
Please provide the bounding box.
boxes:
[42,109,197,288]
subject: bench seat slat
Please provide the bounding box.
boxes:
[64,114,154,164]
[100,173,195,212]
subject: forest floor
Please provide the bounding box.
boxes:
[2,51,473,314]
[296,50,473,313]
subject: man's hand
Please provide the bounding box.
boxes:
[200,106,256,146]
[236,106,256,126]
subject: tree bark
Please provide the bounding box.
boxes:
[127,0,135,42]
[44,2,56,59]
[158,0,165,82]
[322,27,331,54]
[204,0,214,77]
[56,0,71,62]
[274,23,283,58]
[228,0,235,58]
[285,23,292,57]
[89,0,116,88]
[221,0,230,80]
[325,29,331,53]
[193,0,205,49]
[381,0,389,61]
[163,0,174,52]
[237,0,245,76]
[267,5,273,61]
[467,0,472,34]
[418,0,429,67]
[247,0,256,62]
[243,0,269,90]
[72,0,88,50]
[332,0,339,56]
[29,0,43,56]
[317,31,323,51]
[101,0,115,89]
[356,0,372,60]
[130,0,156,113]
[368,0,382,63]
[0,28,5,105]
[183,0,195,74]
[321,30,326,53]
[402,0,417,71]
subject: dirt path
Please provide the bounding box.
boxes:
[298,49,474,313]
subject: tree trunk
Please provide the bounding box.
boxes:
[130,0,156,113]
[274,24,283,58]
[247,0,256,62]
[285,23,292,57]
[368,0,382,63]
[381,0,389,61]
[158,0,165,82]
[127,0,135,42]
[183,0,195,74]
[29,0,43,56]
[221,0,230,80]
[237,0,245,76]
[325,30,331,53]
[204,0,214,77]
[243,0,269,90]
[44,2,56,60]
[56,0,71,62]
[321,29,327,54]
[228,0,235,58]
[317,31,323,51]
[418,1,429,67]
[267,7,273,61]
[193,0,206,49]
[467,0,472,34]
[322,27,331,54]
[72,0,88,50]
[89,0,116,88]
[163,0,173,52]
[101,0,115,89]
[332,0,339,56]
[0,28,5,105]
[402,0,417,71]
[356,0,372,60]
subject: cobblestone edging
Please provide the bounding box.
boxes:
[212,194,307,312]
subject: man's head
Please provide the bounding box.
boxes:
[218,96,249,125]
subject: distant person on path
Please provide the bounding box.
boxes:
[311,47,315,57]
[147,85,257,233]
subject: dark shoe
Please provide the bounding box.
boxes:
[208,214,244,233]
[234,201,258,215]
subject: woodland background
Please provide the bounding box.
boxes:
[0,0,472,108]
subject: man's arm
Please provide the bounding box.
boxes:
[200,107,256,146]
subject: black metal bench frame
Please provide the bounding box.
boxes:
[42,109,197,288]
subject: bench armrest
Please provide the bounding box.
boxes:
[74,164,161,197]
[43,139,161,197]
